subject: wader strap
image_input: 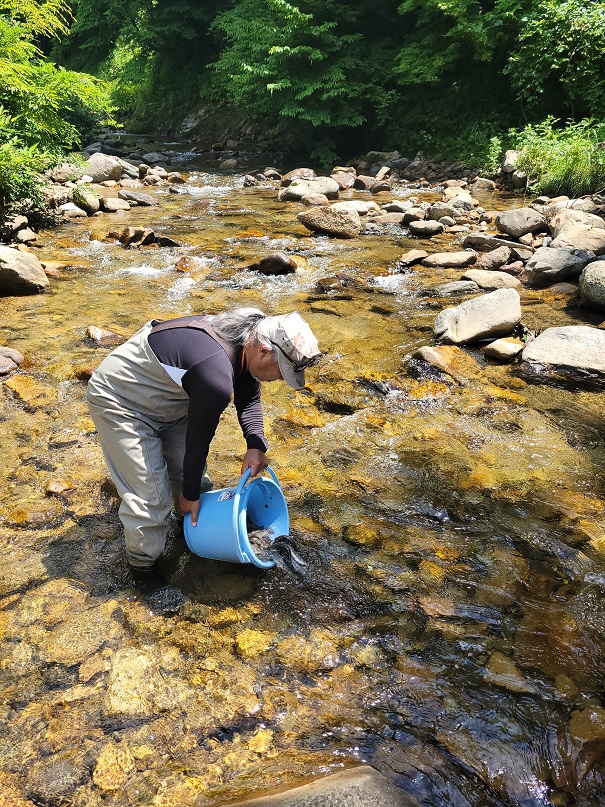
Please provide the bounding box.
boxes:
[150,317,238,373]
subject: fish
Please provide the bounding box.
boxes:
[247,521,308,576]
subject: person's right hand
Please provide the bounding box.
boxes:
[179,494,200,526]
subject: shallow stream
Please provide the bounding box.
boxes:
[0,157,604,807]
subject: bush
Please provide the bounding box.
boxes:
[512,117,605,197]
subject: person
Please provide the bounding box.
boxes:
[85,307,321,586]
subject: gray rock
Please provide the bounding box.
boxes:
[281,168,315,186]
[83,152,123,183]
[434,288,522,344]
[470,177,496,192]
[227,766,420,807]
[0,245,50,295]
[50,162,82,184]
[15,228,37,243]
[101,197,131,212]
[496,208,546,238]
[462,233,533,261]
[476,246,512,271]
[141,151,167,164]
[408,220,444,237]
[118,189,159,206]
[428,202,456,221]
[382,201,414,213]
[72,187,100,215]
[522,326,605,376]
[301,194,329,206]
[461,269,522,289]
[331,200,380,216]
[422,251,476,269]
[297,207,361,238]
[330,170,356,189]
[0,345,24,365]
[434,280,480,296]
[579,261,605,309]
[373,213,406,225]
[502,150,519,173]
[525,246,592,287]
[279,177,340,201]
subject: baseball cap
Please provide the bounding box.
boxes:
[257,312,321,389]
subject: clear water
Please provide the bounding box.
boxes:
[0,163,604,806]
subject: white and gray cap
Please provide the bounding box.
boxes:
[257,312,321,389]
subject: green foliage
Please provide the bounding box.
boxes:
[211,0,398,163]
[513,117,605,197]
[505,0,605,117]
[0,0,112,208]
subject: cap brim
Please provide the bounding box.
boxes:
[276,352,305,389]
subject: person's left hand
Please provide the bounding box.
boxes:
[241,449,268,477]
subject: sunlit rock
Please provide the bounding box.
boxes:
[525,246,591,287]
[40,601,121,665]
[496,207,546,238]
[522,326,605,376]
[105,647,172,717]
[7,496,65,528]
[434,288,521,344]
[461,269,521,289]
[93,743,135,791]
[484,651,539,694]
[422,251,477,269]
[276,629,339,673]
[227,766,419,807]
[0,245,50,295]
[482,337,524,360]
[4,373,58,409]
[579,260,605,310]
[83,152,123,183]
[86,325,126,346]
[279,177,339,201]
[413,345,483,383]
[235,628,276,659]
[296,207,361,238]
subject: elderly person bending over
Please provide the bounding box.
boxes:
[86,308,321,586]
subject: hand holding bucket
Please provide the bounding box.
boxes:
[183,467,289,568]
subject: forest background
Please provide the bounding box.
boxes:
[3,0,605,207]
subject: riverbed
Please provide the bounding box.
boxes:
[0,159,604,807]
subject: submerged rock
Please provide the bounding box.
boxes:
[227,766,420,807]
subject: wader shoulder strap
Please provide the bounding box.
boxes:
[150,317,238,373]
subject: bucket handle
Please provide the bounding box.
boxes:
[232,466,282,563]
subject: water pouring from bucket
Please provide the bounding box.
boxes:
[183,467,290,569]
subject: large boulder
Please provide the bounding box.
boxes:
[434,288,522,344]
[83,152,123,183]
[278,177,340,201]
[0,246,50,295]
[579,260,605,310]
[72,187,100,215]
[549,208,605,254]
[496,208,546,239]
[525,246,592,287]
[297,207,361,238]
[522,326,605,376]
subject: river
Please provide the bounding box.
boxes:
[0,156,604,806]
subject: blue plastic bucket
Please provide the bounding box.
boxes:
[183,467,289,569]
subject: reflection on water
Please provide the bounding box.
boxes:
[0,165,604,806]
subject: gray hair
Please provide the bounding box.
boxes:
[210,307,273,349]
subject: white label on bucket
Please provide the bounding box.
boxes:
[217,491,235,502]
